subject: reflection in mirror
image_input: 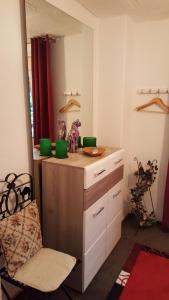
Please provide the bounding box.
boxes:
[25,0,93,145]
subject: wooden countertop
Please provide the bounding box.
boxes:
[42,147,122,169]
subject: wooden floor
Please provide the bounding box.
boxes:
[4,215,169,300]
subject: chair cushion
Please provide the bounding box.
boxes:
[0,200,42,277]
[14,247,76,292]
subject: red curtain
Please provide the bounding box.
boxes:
[31,35,54,145]
[162,163,169,228]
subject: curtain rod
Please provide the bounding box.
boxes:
[27,34,64,44]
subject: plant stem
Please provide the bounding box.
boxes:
[135,157,141,184]
[148,187,156,216]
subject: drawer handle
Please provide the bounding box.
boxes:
[114,158,123,165]
[113,189,122,199]
[93,206,104,218]
[94,169,106,177]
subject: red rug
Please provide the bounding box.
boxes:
[107,244,169,300]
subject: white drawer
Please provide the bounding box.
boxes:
[83,230,106,291]
[111,151,124,170]
[106,210,122,258]
[83,193,107,252]
[84,149,124,189]
[107,180,123,225]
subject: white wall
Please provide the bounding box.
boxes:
[52,33,82,137]
[51,37,66,137]
[98,15,169,219]
[51,26,93,138]
[46,0,99,137]
[81,24,94,137]
[0,0,31,179]
[0,2,31,299]
[126,18,169,219]
[97,16,126,147]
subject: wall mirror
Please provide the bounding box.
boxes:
[25,0,93,146]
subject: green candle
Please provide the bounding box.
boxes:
[39,138,52,156]
[83,137,96,147]
[55,140,68,159]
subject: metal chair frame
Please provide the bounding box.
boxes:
[0,173,74,300]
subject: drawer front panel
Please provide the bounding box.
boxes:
[112,152,124,170]
[84,156,112,189]
[107,180,123,225]
[84,149,124,189]
[83,194,107,252]
[106,210,122,258]
[84,165,124,210]
[83,230,106,291]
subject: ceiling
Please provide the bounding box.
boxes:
[75,0,169,21]
[25,0,169,40]
[25,0,82,40]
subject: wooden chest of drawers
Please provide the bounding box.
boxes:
[42,147,124,292]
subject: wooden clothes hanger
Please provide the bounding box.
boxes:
[59,98,81,113]
[135,97,169,114]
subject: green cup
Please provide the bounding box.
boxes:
[83,137,96,147]
[55,140,68,159]
[39,138,52,156]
